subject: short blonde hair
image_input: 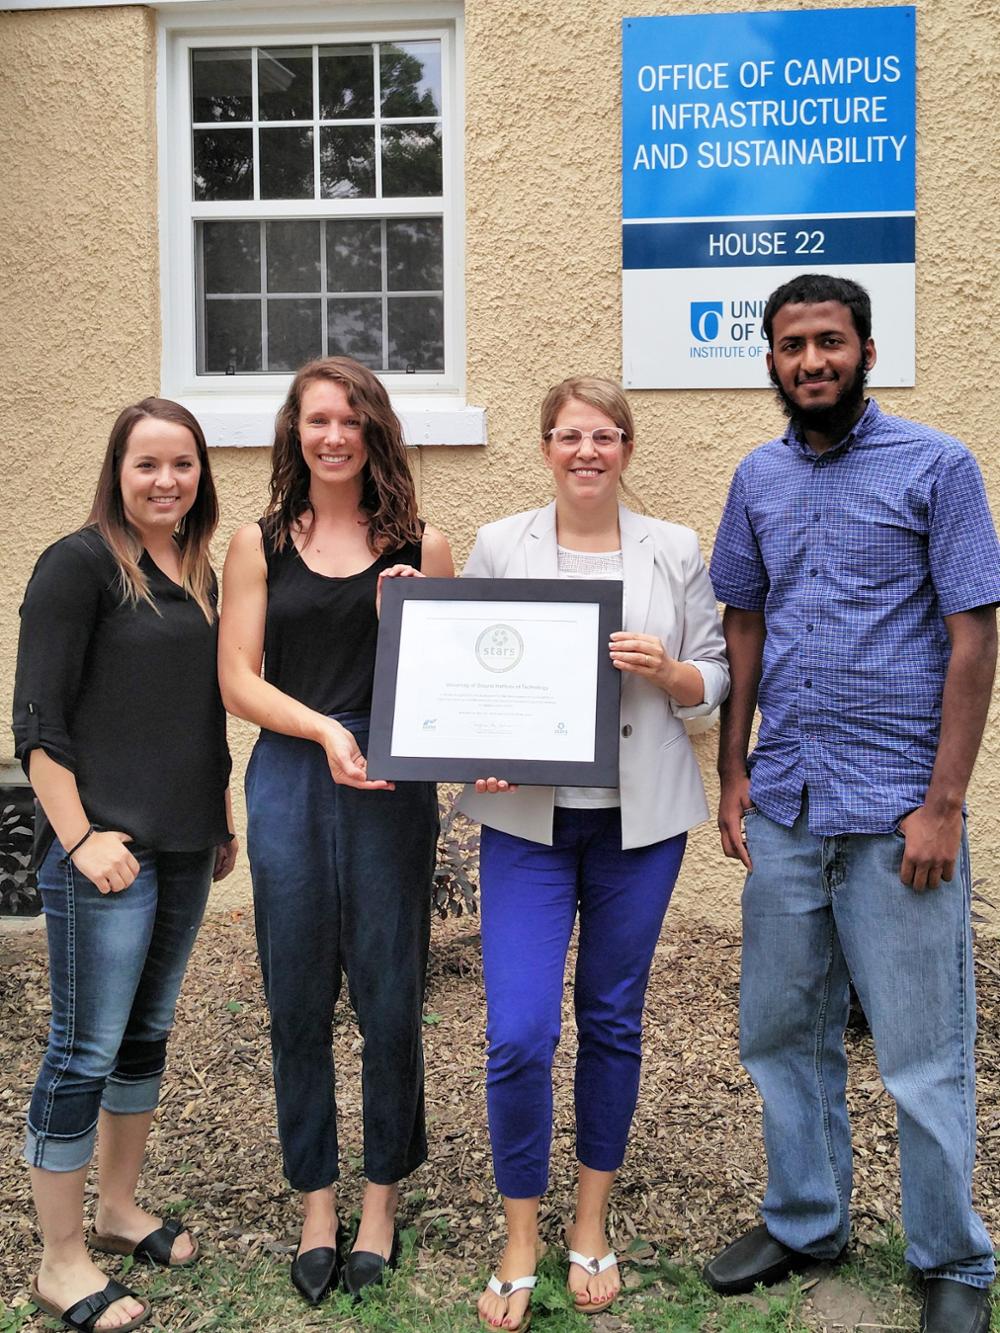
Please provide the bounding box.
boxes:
[540,376,635,442]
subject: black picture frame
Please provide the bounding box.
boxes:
[368,577,623,784]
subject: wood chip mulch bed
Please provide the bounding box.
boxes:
[2,904,999,1324]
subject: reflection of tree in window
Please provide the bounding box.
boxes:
[192,51,252,122]
[203,221,259,293]
[380,44,440,117]
[320,128,375,199]
[260,128,314,199]
[388,296,443,371]
[329,299,383,367]
[382,127,442,197]
[267,221,321,292]
[268,300,322,370]
[258,49,313,120]
[204,300,262,373]
[188,39,448,376]
[193,130,253,201]
[388,220,443,290]
[327,221,382,292]
[320,48,375,119]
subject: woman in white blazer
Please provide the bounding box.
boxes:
[467,377,728,1333]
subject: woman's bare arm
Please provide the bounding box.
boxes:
[218,523,392,790]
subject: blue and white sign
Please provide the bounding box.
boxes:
[622,7,916,388]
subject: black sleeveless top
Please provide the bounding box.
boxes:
[260,520,423,716]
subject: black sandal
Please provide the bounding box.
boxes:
[30,1277,151,1332]
[89,1217,199,1267]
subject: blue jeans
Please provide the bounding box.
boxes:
[480,807,686,1198]
[741,800,994,1286]
[246,715,437,1192]
[26,841,214,1172]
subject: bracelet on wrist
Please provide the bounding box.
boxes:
[63,824,96,860]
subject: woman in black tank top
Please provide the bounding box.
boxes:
[219,357,453,1305]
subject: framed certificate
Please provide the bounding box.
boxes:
[368,577,623,784]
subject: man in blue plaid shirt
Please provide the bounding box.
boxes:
[704,274,999,1333]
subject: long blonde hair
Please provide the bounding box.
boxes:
[85,398,219,622]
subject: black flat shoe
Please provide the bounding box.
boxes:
[343,1226,400,1300]
[703,1224,845,1296]
[921,1278,992,1333]
[290,1223,345,1305]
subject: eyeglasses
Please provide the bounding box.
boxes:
[544,427,628,448]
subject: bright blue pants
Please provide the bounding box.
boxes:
[479,807,685,1198]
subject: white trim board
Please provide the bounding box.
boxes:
[181,395,486,447]
[7,1,446,9]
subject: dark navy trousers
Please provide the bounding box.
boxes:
[480,806,685,1198]
[246,714,437,1192]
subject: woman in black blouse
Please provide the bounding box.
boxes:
[13,399,235,1333]
[219,356,452,1305]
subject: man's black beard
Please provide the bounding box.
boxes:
[770,354,868,441]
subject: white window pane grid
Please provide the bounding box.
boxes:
[163,14,463,399]
[196,218,444,375]
[191,42,443,203]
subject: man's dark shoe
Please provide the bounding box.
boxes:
[703,1224,842,1295]
[920,1278,991,1333]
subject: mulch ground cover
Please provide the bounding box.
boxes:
[2,902,999,1328]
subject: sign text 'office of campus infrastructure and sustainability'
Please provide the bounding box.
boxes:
[621,7,916,389]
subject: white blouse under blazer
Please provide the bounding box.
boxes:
[457,502,730,850]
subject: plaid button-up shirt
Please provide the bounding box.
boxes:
[710,399,1000,835]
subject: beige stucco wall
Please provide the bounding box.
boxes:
[0,5,160,643]
[2,0,999,930]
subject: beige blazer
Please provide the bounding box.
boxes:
[457,502,729,849]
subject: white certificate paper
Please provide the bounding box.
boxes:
[389,599,600,763]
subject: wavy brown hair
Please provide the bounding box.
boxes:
[262,357,420,554]
[85,398,219,622]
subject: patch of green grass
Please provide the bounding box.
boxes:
[27,1244,990,1333]
[160,1197,199,1219]
[845,1218,911,1289]
[622,1255,809,1332]
[30,1234,992,1332]
[107,1240,820,1333]
[0,1303,35,1333]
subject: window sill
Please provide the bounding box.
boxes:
[176,394,487,448]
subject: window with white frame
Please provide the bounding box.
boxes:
[159,6,467,428]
